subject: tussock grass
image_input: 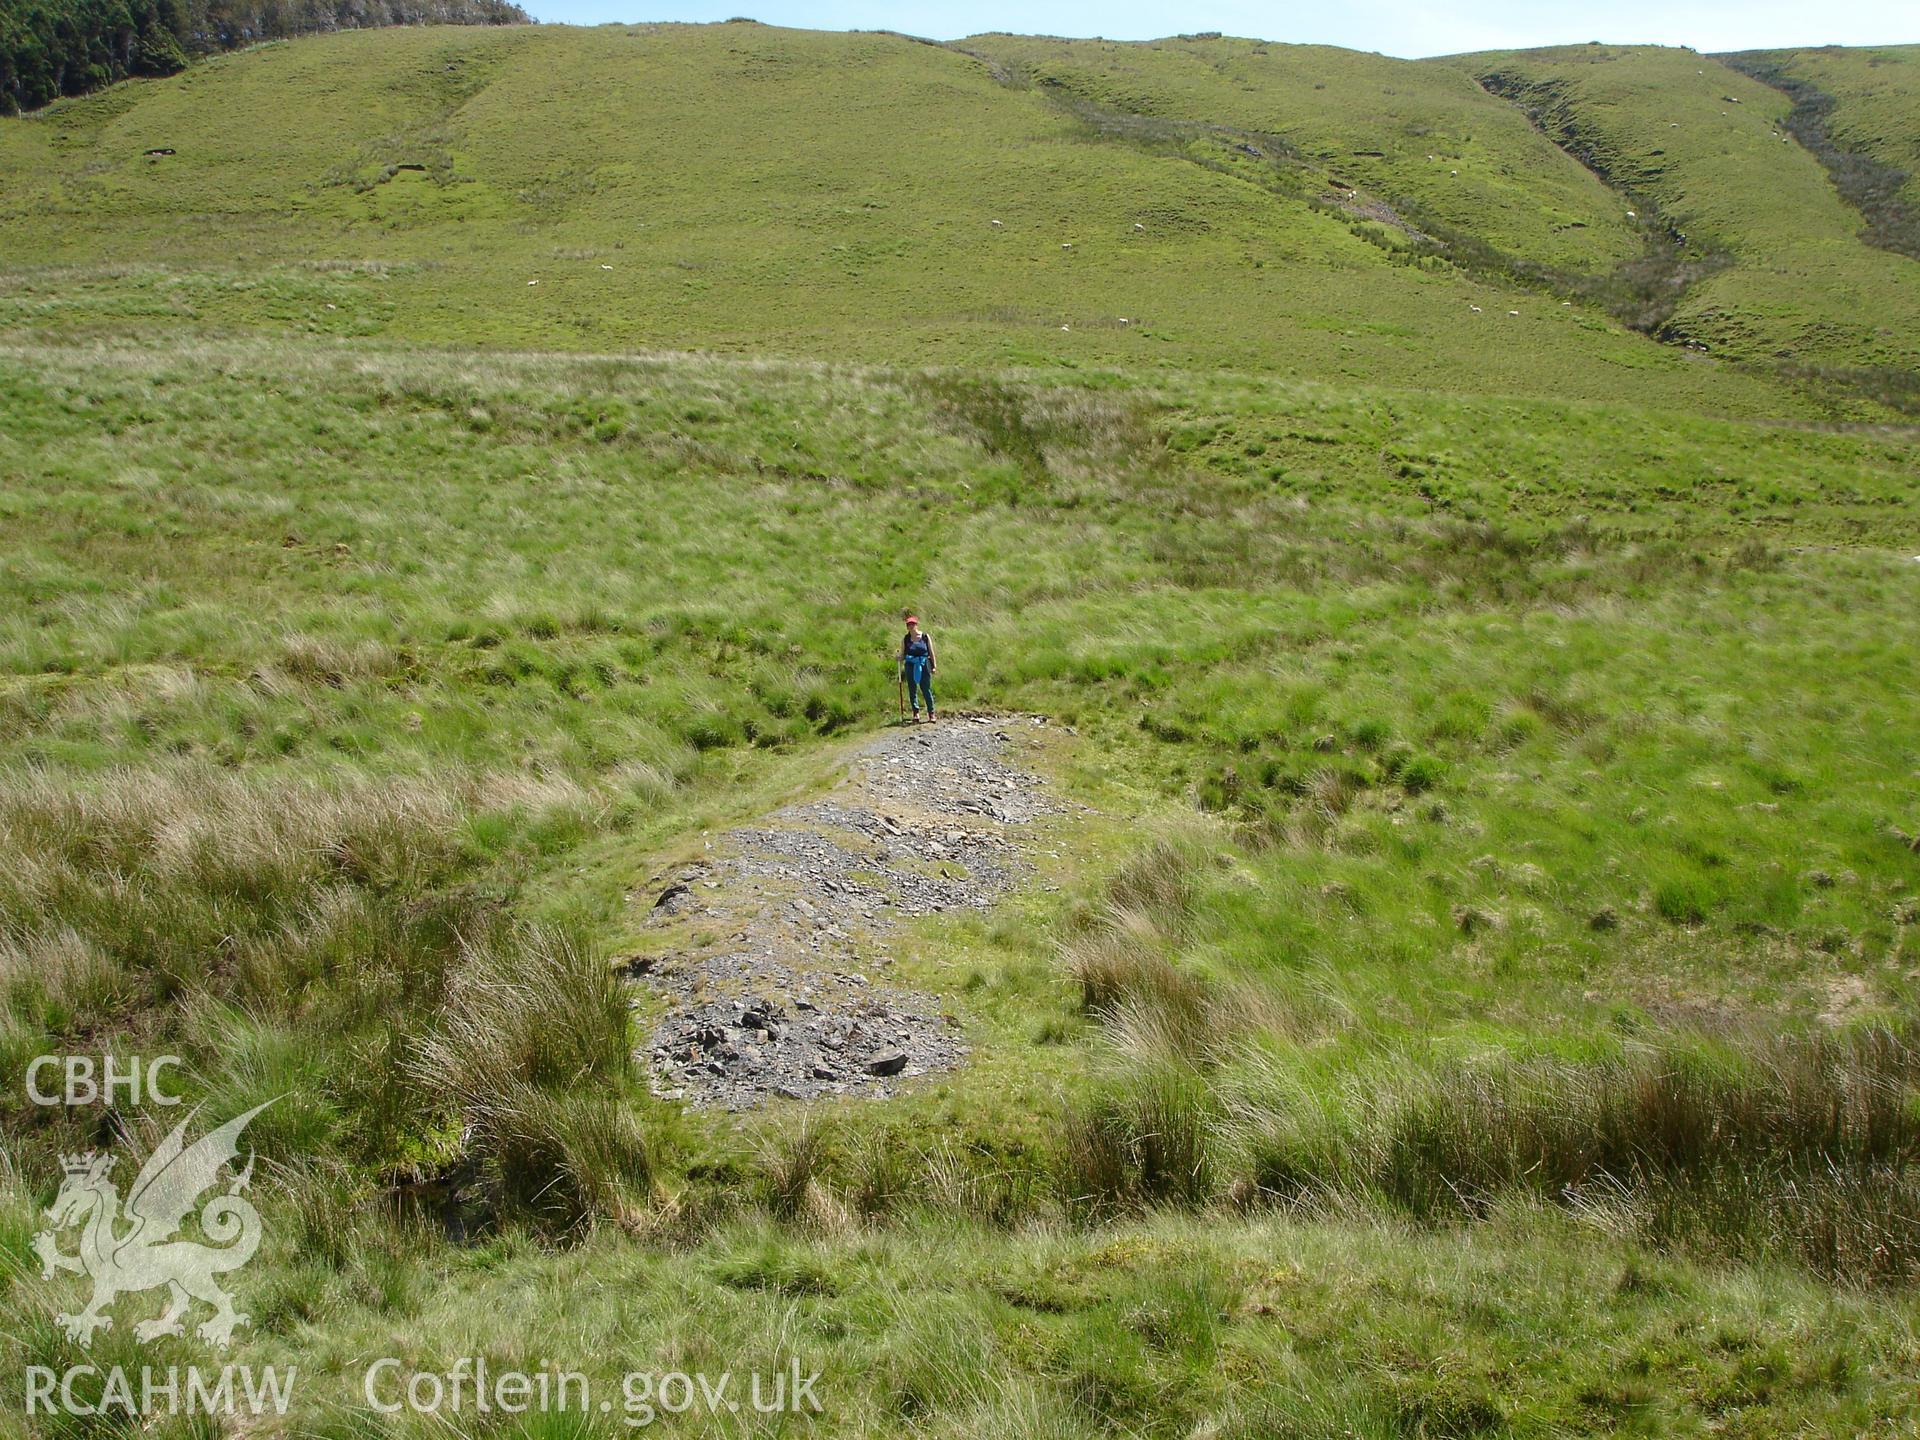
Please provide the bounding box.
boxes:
[1062,1061,1217,1213]
[0,316,1915,1430]
[1061,838,1920,1281]
[403,924,657,1232]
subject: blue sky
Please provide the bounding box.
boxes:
[522,1,1914,58]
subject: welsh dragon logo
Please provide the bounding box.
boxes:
[32,1100,274,1348]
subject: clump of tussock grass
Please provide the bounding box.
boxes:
[1228,1026,1920,1282]
[275,632,404,688]
[757,1117,843,1229]
[749,1117,1055,1231]
[1062,1060,1218,1215]
[406,924,651,1233]
[1062,829,1920,1280]
[471,1084,657,1234]
[1058,830,1252,1213]
[1066,827,1236,1050]
[0,767,482,1161]
[1066,911,1200,1016]
[1099,839,1196,926]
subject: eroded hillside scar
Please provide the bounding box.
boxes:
[632,715,1063,1109]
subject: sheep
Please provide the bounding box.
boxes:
[1469,305,1482,313]
[1061,242,1073,249]
[527,279,538,286]
[1626,210,1637,219]
[1133,222,1145,231]
[1507,309,1520,317]
[990,219,1003,227]
[600,264,613,270]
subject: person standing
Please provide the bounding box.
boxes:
[900,613,936,722]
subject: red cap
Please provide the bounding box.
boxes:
[904,615,920,624]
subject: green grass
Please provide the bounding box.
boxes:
[960,31,1645,274]
[1724,45,1920,263]
[2,326,1917,1434]
[2,23,1911,415]
[3,25,1920,1438]
[1450,44,1920,387]
[1733,46,1920,222]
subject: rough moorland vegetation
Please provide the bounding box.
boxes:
[2,24,1919,1438]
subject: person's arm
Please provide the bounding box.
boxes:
[926,634,936,671]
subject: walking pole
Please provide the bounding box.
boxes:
[896,664,905,722]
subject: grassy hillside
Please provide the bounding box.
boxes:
[3,24,1920,1440]
[1450,45,1920,390]
[1725,45,1920,257]
[960,32,1643,274]
[3,331,1919,1435]
[0,23,1910,414]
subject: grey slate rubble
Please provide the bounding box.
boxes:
[633,715,1056,1109]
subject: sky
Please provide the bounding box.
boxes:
[522,0,1915,58]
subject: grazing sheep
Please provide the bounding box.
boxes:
[1507,310,1519,316]
[527,279,538,286]
[991,219,1003,227]
[1469,305,1482,313]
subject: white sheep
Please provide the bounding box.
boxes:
[1507,310,1520,317]
[1470,305,1482,313]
